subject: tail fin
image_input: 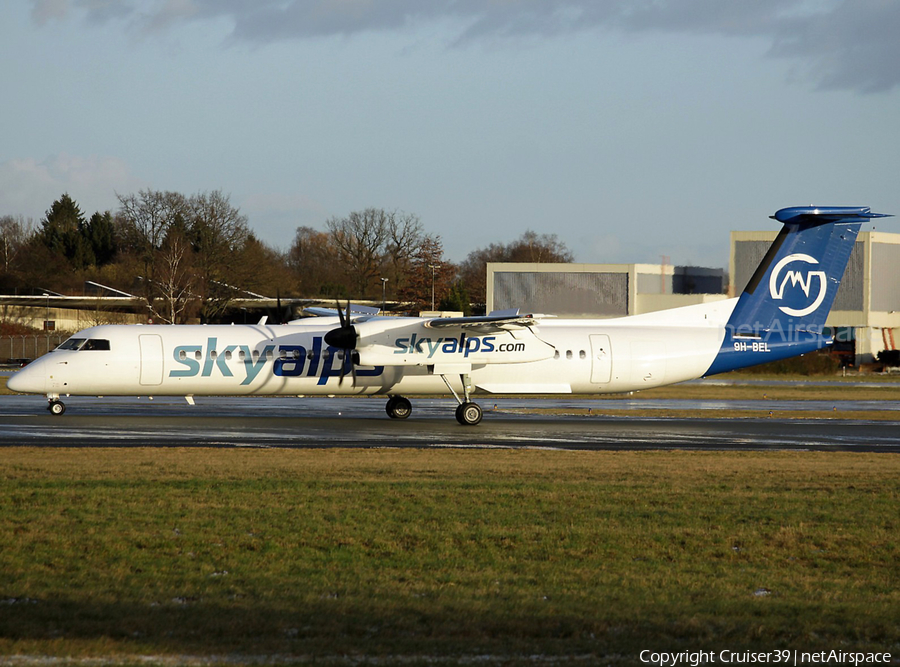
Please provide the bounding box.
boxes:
[705,206,890,376]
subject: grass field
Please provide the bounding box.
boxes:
[1,447,898,665]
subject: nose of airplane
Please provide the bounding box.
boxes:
[6,362,46,395]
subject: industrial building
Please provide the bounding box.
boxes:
[486,263,728,319]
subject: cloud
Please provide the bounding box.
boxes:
[34,0,900,93]
[0,154,144,220]
[31,0,68,25]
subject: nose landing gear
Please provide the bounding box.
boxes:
[47,396,66,415]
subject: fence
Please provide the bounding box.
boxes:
[1,335,68,363]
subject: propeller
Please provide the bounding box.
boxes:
[324,301,359,386]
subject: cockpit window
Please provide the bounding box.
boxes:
[57,338,110,351]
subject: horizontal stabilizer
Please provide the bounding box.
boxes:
[770,206,891,224]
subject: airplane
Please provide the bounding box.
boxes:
[7,206,890,425]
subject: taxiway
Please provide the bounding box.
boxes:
[1,395,899,452]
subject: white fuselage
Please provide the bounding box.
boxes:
[10,299,741,399]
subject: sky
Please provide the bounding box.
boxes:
[2,0,900,268]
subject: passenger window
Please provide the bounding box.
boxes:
[566,350,573,360]
[554,351,560,360]
[210,350,217,359]
[239,350,246,361]
[579,350,586,359]
[225,350,232,361]
[195,350,202,360]
[179,350,187,360]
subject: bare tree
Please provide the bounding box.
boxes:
[288,226,346,297]
[188,190,251,322]
[396,234,454,313]
[326,208,392,297]
[153,227,194,324]
[116,190,187,255]
[116,190,189,305]
[0,215,34,275]
[383,211,424,295]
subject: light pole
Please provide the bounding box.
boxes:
[43,293,50,354]
[428,265,436,311]
[380,278,388,315]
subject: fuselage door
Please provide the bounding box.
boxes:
[139,334,164,386]
[589,334,612,383]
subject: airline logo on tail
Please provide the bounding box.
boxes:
[768,253,827,317]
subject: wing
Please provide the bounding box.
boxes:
[304,304,381,318]
[424,308,549,332]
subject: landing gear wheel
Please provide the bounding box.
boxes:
[455,401,483,426]
[385,396,412,420]
[48,400,66,416]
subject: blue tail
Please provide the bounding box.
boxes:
[705,206,890,376]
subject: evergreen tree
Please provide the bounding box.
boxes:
[39,193,95,269]
[85,211,116,266]
[440,281,471,315]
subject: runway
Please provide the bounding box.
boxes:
[1,394,899,451]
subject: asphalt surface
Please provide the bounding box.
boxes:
[1,395,899,452]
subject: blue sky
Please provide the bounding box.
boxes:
[3,1,899,267]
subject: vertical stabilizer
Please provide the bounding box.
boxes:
[705,206,890,376]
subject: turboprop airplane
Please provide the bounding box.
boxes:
[7,206,890,425]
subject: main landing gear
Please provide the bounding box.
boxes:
[454,401,483,426]
[385,373,484,425]
[384,394,483,425]
[385,395,412,419]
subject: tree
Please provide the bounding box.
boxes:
[0,215,33,275]
[187,190,251,322]
[38,193,95,269]
[382,211,424,296]
[397,235,454,313]
[234,235,299,307]
[116,190,189,306]
[288,226,348,297]
[459,230,573,310]
[326,208,392,297]
[117,189,187,256]
[85,211,116,266]
[440,281,471,315]
[151,225,194,324]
